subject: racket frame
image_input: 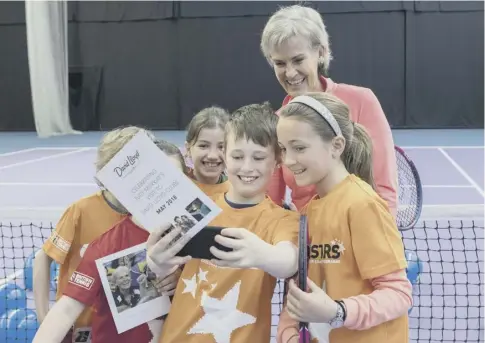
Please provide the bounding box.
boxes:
[298,215,310,343]
[395,145,424,231]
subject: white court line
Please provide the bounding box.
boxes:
[438,148,484,197]
[422,185,475,188]
[0,182,97,187]
[27,147,96,151]
[0,148,42,157]
[0,148,91,171]
[0,206,66,211]
[418,204,484,220]
[402,146,483,149]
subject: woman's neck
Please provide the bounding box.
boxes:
[120,287,131,298]
[315,164,349,198]
[309,75,325,93]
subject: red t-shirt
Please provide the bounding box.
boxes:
[63,217,153,343]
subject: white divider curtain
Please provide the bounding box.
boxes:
[25,0,81,138]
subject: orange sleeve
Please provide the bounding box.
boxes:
[267,167,286,206]
[357,89,398,218]
[42,204,79,265]
[349,199,407,280]
[271,213,299,246]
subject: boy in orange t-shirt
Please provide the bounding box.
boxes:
[146,103,300,343]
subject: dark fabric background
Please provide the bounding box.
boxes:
[0,1,482,131]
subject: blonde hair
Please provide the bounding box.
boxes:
[112,266,130,285]
[260,5,332,75]
[278,93,375,188]
[154,139,188,175]
[226,102,280,160]
[186,106,230,146]
[95,126,155,172]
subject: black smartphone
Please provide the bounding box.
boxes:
[175,226,233,260]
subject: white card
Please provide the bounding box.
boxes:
[95,131,222,235]
[95,243,170,334]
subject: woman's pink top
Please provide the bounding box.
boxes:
[267,77,398,216]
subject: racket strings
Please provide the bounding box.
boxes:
[396,153,419,228]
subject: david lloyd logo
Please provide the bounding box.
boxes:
[114,150,140,177]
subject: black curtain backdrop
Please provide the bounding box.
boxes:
[0,1,482,131]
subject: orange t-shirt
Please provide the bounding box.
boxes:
[188,169,231,196]
[42,191,127,330]
[192,178,231,196]
[303,174,408,343]
[159,194,299,343]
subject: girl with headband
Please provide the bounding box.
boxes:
[276,93,411,343]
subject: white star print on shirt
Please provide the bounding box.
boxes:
[198,268,209,283]
[182,274,198,298]
[188,281,256,343]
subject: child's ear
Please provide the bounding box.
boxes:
[331,136,346,158]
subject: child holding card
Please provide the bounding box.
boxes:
[146,103,300,343]
[184,106,231,195]
[33,126,153,342]
[32,137,186,343]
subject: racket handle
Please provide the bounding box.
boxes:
[299,325,310,343]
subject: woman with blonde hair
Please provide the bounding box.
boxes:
[260,4,398,215]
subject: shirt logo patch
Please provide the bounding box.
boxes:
[309,238,345,264]
[69,272,95,290]
[50,232,71,253]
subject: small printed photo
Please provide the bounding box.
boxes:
[185,198,212,222]
[103,250,163,314]
[172,214,197,234]
[95,244,172,334]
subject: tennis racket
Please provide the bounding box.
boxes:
[298,214,310,343]
[395,146,423,231]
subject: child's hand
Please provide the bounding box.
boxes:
[154,267,182,296]
[286,278,339,324]
[209,228,271,269]
[147,223,192,277]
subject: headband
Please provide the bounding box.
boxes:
[288,95,342,137]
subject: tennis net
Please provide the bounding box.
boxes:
[0,220,483,342]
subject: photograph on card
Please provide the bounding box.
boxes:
[95,243,171,334]
[185,198,212,222]
[173,214,197,233]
